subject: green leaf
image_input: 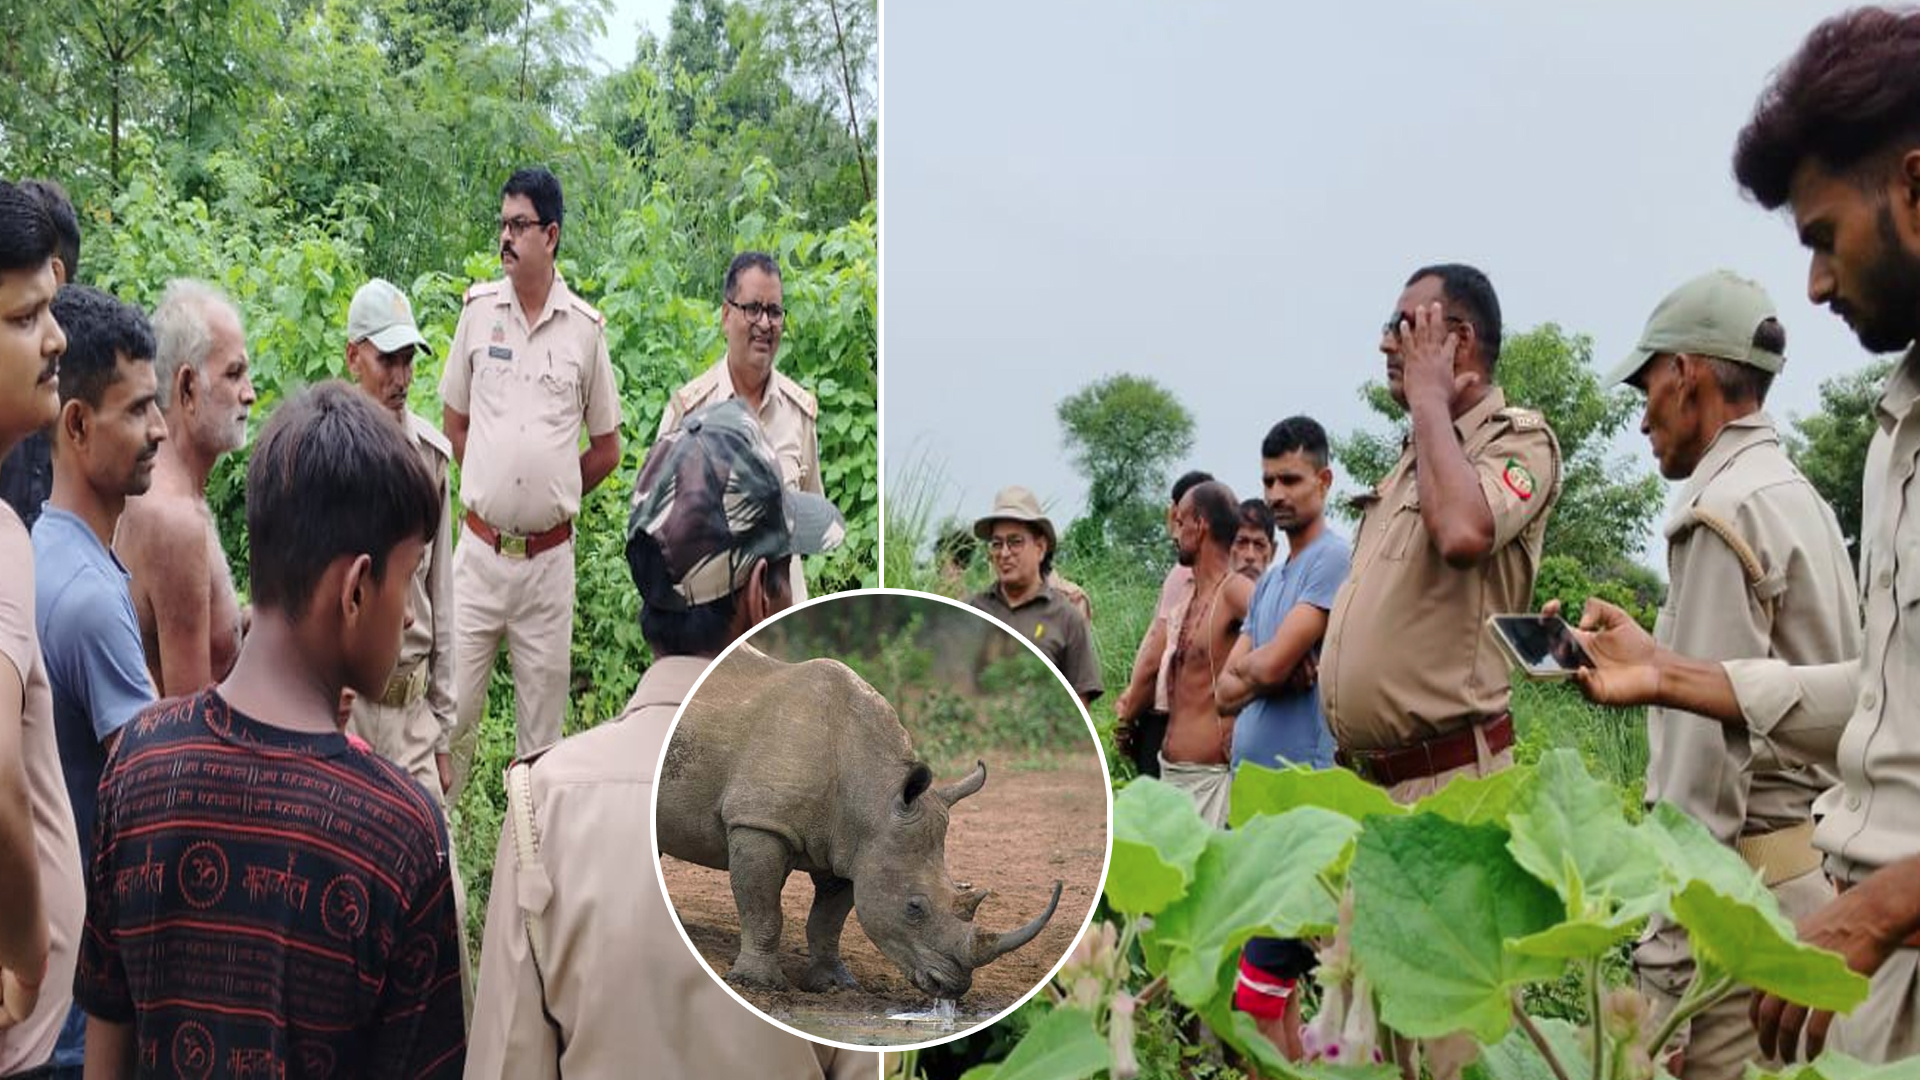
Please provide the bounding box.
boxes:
[1106,779,1213,915]
[979,1007,1110,1080]
[1349,815,1563,1043]
[1229,762,1404,828]
[1638,802,1782,921]
[1146,807,1360,1006]
[1415,765,1533,826]
[1506,917,1637,960]
[1743,1051,1920,1080]
[1506,750,1666,925]
[1671,882,1868,1013]
[1466,1017,1590,1080]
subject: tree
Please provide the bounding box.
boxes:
[1057,374,1195,558]
[1333,323,1665,571]
[1786,357,1895,569]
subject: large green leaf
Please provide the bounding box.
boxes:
[957,1006,1111,1080]
[1349,815,1564,1043]
[1465,1016,1590,1080]
[1230,762,1404,828]
[1744,1052,1920,1080]
[1146,807,1360,1006]
[1638,802,1782,921]
[1671,882,1868,1013]
[1415,765,1533,826]
[1507,750,1666,926]
[1107,779,1214,915]
[1507,917,1638,960]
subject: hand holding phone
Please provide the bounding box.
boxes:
[1487,614,1594,680]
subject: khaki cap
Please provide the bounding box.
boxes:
[973,485,1058,550]
[348,278,432,355]
[1606,269,1783,387]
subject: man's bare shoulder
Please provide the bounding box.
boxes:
[117,493,214,565]
[1225,573,1255,616]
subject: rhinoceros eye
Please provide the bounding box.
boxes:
[905,896,929,923]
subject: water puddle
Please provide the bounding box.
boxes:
[887,998,959,1025]
[776,997,999,1045]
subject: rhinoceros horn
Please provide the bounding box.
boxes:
[953,886,992,922]
[969,879,1063,967]
[934,760,988,807]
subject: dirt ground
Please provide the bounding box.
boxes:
[661,756,1108,1045]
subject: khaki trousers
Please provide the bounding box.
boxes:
[1829,947,1920,1063]
[346,695,475,1026]
[447,526,575,802]
[1635,867,1832,1080]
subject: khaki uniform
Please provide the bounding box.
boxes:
[0,510,82,1075]
[464,656,877,1080]
[1630,414,1858,1079]
[661,359,821,600]
[1723,349,1920,1062]
[344,410,472,1019]
[969,582,1105,701]
[1321,388,1561,752]
[441,275,621,790]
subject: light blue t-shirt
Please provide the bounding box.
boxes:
[32,505,154,857]
[1229,527,1351,772]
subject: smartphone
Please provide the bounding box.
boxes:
[1486,614,1593,680]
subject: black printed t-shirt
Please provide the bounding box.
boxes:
[77,689,465,1079]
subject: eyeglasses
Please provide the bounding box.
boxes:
[986,534,1031,554]
[1381,312,1467,337]
[497,216,551,236]
[727,299,787,325]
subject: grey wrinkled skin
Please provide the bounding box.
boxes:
[657,645,1062,998]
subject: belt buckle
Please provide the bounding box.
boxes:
[499,531,529,559]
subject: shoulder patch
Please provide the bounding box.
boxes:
[1500,458,1538,501]
[463,280,503,307]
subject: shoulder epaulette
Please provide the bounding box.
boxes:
[409,412,453,461]
[1496,406,1549,433]
[567,294,605,327]
[463,280,503,306]
[779,373,819,420]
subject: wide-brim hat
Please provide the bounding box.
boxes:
[972,485,1058,551]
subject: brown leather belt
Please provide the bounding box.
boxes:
[1835,878,1920,948]
[464,510,572,559]
[1338,712,1514,787]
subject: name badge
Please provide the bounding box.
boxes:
[488,345,514,360]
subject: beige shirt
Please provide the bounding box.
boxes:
[660,358,822,496]
[1726,349,1920,883]
[464,656,876,1080]
[1321,388,1561,750]
[0,509,82,1073]
[351,411,457,754]
[441,275,622,534]
[1649,413,1856,843]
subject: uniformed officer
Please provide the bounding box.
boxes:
[440,167,622,798]
[464,399,864,1078]
[1320,263,1560,1080]
[1321,263,1562,805]
[1565,8,1920,1063]
[1603,271,1859,1080]
[659,251,822,600]
[968,485,1104,705]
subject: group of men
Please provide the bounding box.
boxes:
[970,7,1920,1078]
[0,164,869,1078]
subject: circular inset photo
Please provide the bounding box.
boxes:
[652,588,1111,1049]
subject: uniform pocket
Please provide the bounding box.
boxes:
[1381,490,1423,561]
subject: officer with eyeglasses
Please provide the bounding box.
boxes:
[659,251,825,600]
[439,166,623,801]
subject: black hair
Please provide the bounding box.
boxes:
[0,181,58,273]
[935,524,975,570]
[1733,7,1920,209]
[502,167,565,253]
[1170,469,1214,506]
[1406,263,1503,371]
[1260,415,1331,470]
[1186,480,1240,546]
[1238,498,1275,543]
[51,285,155,410]
[246,382,441,620]
[641,555,793,656]
[19,180,78,282]
[725,251,780,301]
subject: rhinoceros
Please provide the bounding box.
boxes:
[657,644,1063,998]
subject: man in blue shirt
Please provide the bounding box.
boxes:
[33,284,163,1079]
[1216,415,1352,1062]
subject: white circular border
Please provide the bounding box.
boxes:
[647,585,1115,1055]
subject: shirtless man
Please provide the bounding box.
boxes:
[1160,479,1254,827]
[115,281,255,697]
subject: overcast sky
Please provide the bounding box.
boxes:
[881,1,1896,568]
[591,0,671,70]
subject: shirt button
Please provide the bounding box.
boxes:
[1880,569,1894,590]
[1863,690,1879,711]
[1846,794,1862,812]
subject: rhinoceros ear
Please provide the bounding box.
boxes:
[897,762,934,811]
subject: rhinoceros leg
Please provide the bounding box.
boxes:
[724,827,793,991]
[799,873,860,992]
